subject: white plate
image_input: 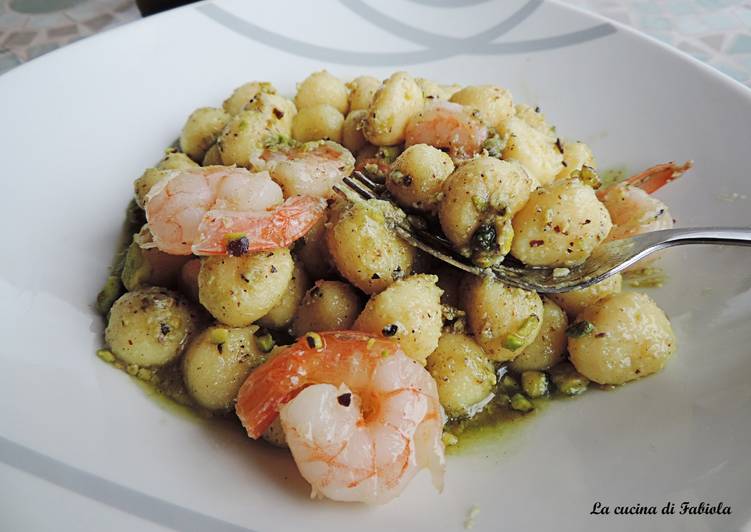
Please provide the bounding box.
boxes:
[1,1,750,531]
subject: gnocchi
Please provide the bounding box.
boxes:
[182,324,266,411]
[105,287,199,367]
[362,71,423,146]
[291,280,362,337]
[511,178,612,267]
[386,143,454,212]
[198,249,294,327]
[326,199,416,294]
[427,333,496,418]
[462,275,543,361]
[569,292,676,385]
[353,274,443,365]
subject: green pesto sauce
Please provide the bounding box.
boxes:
[131,376,202,422]
[445,396,550,454]
[600,166,629,188]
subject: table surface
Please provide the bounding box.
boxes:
[1,0,750,87]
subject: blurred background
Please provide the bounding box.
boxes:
[0,0,750,85]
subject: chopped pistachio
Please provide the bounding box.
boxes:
[96,349,115,363]
[497,218,514,256]
[566,320,595,338]
[521,370,549,398]
[471,194,488,213]
[305,332,324,350]
[376,145,400,163]
[210,328,230,344]
[499,373,519,392]
[510,393,534,412]
[550,362,590,396]
[442,432,459,446]
[136,368,154,382]
[572,165,601,189]
[255,332,275,353]
[502,314,541,350]
[481,129,505,158]
[126,363,139,376]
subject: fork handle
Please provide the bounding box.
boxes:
[652,227,751,248]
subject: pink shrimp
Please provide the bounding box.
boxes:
[597,161,692,242]
[235,331,445,504]
[404,100,488,159]
[256,140,355,198]
[144,166,325,256]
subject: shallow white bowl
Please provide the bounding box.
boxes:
[0,1,750,531]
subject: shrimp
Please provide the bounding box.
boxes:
[597,161,692,241]
[255,140,355,198]
[404,100,488,160]
[144,166,326,256]
[235,331,445,504]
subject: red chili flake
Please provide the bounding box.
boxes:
[273,108,284,119]
[529,240,545,247]
[553,225,561,233]
[382,324,398,337]
[227,236,250,257]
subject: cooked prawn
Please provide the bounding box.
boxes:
[598,161,692,241]
[255,140,355,198]
[235,331,445,504]
[144,166,326,256]
[405,100,488,160]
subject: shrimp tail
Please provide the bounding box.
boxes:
[597,160,693,199]
[192,195,327,256]
[597,161,694,200]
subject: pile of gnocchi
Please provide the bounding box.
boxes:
[97,70,679,503]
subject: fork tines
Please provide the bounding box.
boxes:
[335,172,485,277]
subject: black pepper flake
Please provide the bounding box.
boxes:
[272,108,284,119]
[217,343,224,354]
[227,236,250,257]
[337,393,352,407]
[371,273,380,280]
[382,324,398,337]
[529,240,544,247]
[402,174,413,186]
[583,219,591,225]
[534,106,541,113]
[595,332,607,338]
[160,323,170,336]
[555,138,564,154]
[270,265,278,273]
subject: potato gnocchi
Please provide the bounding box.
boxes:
[97,71,681,502]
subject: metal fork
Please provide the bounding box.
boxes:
[334,171,751,293]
